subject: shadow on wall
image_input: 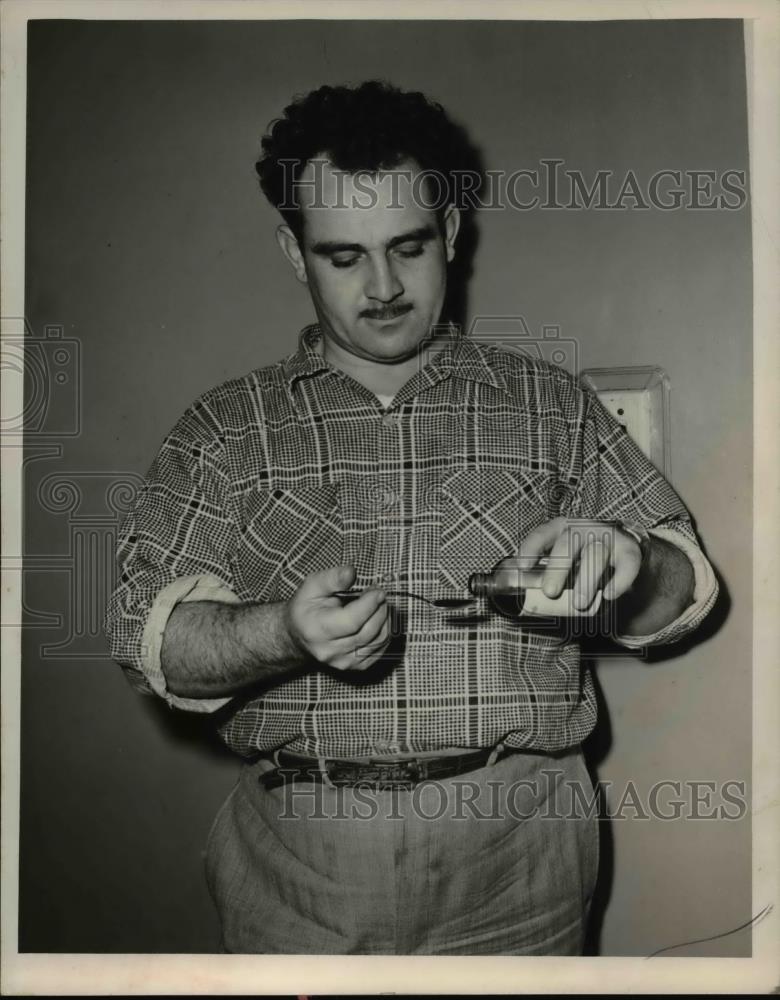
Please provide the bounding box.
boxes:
[141,695,239,765]
[581,556,730,956]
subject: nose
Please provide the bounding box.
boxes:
[364,255,404,303]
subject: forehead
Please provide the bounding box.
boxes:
[297,157,439,246]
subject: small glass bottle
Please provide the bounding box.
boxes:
[468,563,602,620]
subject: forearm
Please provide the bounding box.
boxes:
[613,534,695,637]
[160,599,306,698]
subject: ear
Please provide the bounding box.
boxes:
[276,225,308,284]
[442,204,461,263]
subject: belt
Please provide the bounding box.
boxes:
[258,745,514,791]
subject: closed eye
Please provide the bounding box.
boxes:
[394,243,425,259]
[330,254,361,269]
[326,239,428,269]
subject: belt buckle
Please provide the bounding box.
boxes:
[329,758,422,790]
[385,760,421,788]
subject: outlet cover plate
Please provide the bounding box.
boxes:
[580,366,671,477]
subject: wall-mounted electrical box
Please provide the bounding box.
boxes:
[580,366,671,477]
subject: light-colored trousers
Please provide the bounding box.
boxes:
[205,746,599,955]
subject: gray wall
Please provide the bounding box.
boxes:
[22,19,751,955]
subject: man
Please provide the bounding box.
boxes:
[105,81,718,955]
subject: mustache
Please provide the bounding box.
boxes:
[360,303,414,321]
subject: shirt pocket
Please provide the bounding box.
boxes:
[232,482,344,602]
[438,466,557,591]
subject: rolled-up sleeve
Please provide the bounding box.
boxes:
[568,386,719,647]
[104,404,241,712]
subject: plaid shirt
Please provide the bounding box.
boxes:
[105,324,717,758]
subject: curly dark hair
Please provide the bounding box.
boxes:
[255,80,482,239]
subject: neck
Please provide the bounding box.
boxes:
[316,330,453,396]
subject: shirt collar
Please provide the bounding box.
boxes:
[282,324,331,388]
[282,322,511,396]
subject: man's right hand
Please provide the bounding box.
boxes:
[285,565,390,672]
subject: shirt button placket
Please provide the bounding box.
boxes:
[376,409,400,585]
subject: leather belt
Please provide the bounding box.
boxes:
[258,746,513,790]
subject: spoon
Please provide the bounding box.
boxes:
[334,589,478,610]
[333,558,555,612]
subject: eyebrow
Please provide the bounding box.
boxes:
[309,225,439,256]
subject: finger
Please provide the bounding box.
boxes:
[353,622,395,669]
[325,588,387,638]
[349,647,389,672]
[516,517,567,571]
[351,601,391,652]
[333,646,383,672]
[354,610,391,655]
[300,563,357,600]
[331,651,369,672]
[572,538,611,610]
[329,597,388,656]
[332,612,392,672]
[541,523,584,598]
[603,535,643,600]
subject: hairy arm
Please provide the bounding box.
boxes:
[613,534,695,637]
[161,599,304,698]
[159,564,390,700]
